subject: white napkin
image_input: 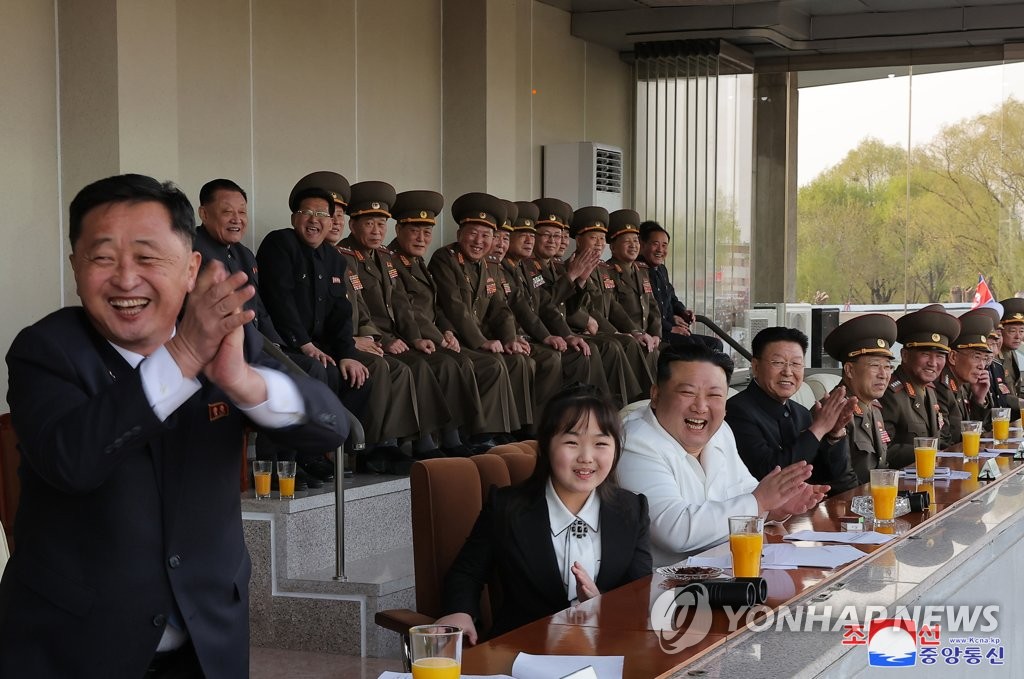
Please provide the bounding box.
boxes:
[783,530,894,545]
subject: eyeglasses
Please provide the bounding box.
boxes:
[294,209,330,219]
[765,360,804,371]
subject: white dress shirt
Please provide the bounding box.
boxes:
[617,404,759,567]
[545,480,601,604]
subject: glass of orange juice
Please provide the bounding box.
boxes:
[252,461,272,499]
[913,436,938,482]
[961,420,983,460]
[277,460,297,500]
[728,515,764,578]
[869,468,899,524]
[409,625,462,679]
[992,407,1011,442]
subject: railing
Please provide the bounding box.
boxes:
[695,313,753,361]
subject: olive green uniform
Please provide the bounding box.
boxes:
[880,366,949,469]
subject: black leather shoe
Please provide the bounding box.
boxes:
[386,452,415,475]
[414,448,448,460]
[440,444,473,458]
[296,467,320,490]
[299,457,335,482]
[361,446,402,474]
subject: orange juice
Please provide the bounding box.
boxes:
[963,459,980,491]
[917,482,937,512]
[875,523,895,535]
[871,485,898,521]
[729,532,763,577]
[993,418,1010,441]
[254,472,271,497]
[962,430,981,458]
[997,456,1010,471]
[914,446,937,479]
[411,657,460,679]
[279,476,296,498]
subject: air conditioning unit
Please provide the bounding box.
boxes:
[542,142,624,212]
[745,303,813,366]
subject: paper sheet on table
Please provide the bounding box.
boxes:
[783,530,894,545]
[981,437,1024,443]
[378,673,512,679]
[985,448,1021,455]
[901,466,952,478]
[511,653,623,679]
[688,542,865,570]
[937,450,1000,458]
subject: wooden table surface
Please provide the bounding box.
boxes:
[461,434,1024,677]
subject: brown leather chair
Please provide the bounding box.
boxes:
[0,413,21,550]
[375,452,537,667]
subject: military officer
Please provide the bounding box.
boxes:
[823,314,898,485]
[604,208,662,347]
[279,172,419,473]
[999,297,1024,400]
[982,304,1018,414]
[496,201,609,406]
[940,310,996,428]
[428,193,536,432]
[567,206,655,392]
[387,190,521,439]
[880,309,961,469]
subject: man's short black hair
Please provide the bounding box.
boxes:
[639,220,669,242]
[752,326,809,357]
[69,174,195,250]
[291,187,336,216]
[657,343,734,384]
[199,178,247,206]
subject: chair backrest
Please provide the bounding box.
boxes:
[788,382,818,410]
[804,372,842,401]
[471,453,510,502]
[0,413,20,549]
[619,399,650,419]
[498,450,537,486]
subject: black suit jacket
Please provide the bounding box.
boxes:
[0,308,347,678]
[256,228,358,360]
[726,380,859,495]
[193,225,284,344]
[442,484,651,639]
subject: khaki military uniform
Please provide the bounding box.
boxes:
[536,256,643,404]
[429,243,536,427]
[388,239,520,433]
[847,396,889,486]
[939,368,989,430]
[339,237,466,436]
[332,245,421,443]
[880,366,949,469]
[605,258,661,338]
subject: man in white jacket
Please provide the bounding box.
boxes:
[618,343,829,567]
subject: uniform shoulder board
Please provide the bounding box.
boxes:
[871,399,883,409]
[597,260,612,269]
[336,245,356,256]
[446,246,457,256]
[486,254,499,263]
[377,245,395,256]
[636,261,649,269]
[888,379,904,393]
[531,259,542,272]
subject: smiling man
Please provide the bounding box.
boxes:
[880,309,961,468]
[618,344,827,566]
[726,326,860,495]
[941,310,996,430]
[0,174,346,678]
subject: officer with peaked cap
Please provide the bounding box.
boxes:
[941,310,996,429]
[339,180,479,460]
[387,190,521,441]
[824,314,898,484]
[605,209,661,343]
[532,198,592,310]
[998,297,1024,400]
[428,192,536,431]
[880,309,961,468]
[283,172,422,473]
[979,302,1018,413]
[567,205,655,393]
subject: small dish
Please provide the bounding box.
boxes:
[655,565,724,583]
[850,495,911,520]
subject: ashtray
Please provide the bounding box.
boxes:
[656,565,724,583]
[851,495,911,520]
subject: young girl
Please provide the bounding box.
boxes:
[436,385,652,643]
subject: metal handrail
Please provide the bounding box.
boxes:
[694,314,753,361]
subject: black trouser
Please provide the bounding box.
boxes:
[145,640,203,678]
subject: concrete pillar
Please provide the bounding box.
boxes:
[751,71,798,304]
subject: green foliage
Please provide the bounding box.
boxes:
[797,98,1024,304]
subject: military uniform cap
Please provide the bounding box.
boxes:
[512,201,540,232]
[951,310,994,353]
[607,209,641,241]
[972,305,1001,328]
[533,197,573,229]
[290,171,350,211]
[570,206,610,238]
[896,309,960,353]
[919,303,946,313]
[452,192,506,229]
[346,181,396,218]
[392,190,444,226]
[999,297,1024,325]
[498,200,517,233]
[823,314,897,363]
